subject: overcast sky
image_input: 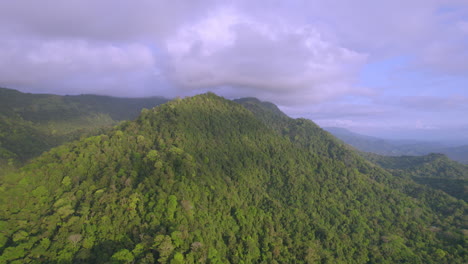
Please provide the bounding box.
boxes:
[1,1,467,142]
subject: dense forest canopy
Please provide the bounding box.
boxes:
[361,152,468,201]
[0,87,168,165]
[0,93,466,263]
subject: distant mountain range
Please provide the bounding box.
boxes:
[324,127,468,164]
[0,87,168,164]
[361,152,468,201]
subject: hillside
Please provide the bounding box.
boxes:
[438,145,468,166]
[0,87,168,165]
[0,94,466,263]
[362,152,468,201]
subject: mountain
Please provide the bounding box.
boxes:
[1,94,465,263]
[324,127,468,164]
[438,145,468,166]
[362,152,468,201]
[323,127,403,155]
[0,87,168,165]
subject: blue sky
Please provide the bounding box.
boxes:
[351,56,468,141]
[305,54,468,142]
[0,0,467,142]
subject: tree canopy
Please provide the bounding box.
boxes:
[0,93,466,263]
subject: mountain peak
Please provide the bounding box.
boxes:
[1,93,466,263]
[234,97,287,118]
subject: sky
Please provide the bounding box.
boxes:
[0,0,467,142]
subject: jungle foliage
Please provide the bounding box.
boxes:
[0,93,466,263]
[362,152,468,202]
[0,87,168,165]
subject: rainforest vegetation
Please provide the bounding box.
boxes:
[0,93,466,263]
[0,87,167,166]
[362,152,468,202]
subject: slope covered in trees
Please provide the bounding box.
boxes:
[0,87,168,165]
[363,152,468,201]
[0,94,466,263]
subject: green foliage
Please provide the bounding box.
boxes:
[111,249,134,263]
[363,152,468,201]
[0,93,466,263]
[0,87,168,165]
[171,252,184,264]
[12,231,28,243]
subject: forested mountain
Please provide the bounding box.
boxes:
[324,127,406,155]
[0,93,465,263]
[362,152,468,202]
[0,87,168,165]
[437,145,468,166]
[325,127,468,164]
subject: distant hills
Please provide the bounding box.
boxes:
[362,152,468,201]
[0,87,168,165]
[325,127,468,164]
[0,93,466,263]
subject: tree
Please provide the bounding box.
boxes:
[111,249,134,263]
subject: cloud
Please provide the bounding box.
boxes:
[398,95,468,110]
[0,38,157,95]
[163,7,367,104]
[0,1,466,97]
[0,1,217,42]
[417,39,468,75]
[458,21,468,34]
[415,120,439,130]
[0,0,467,138]
[281,0,468,76]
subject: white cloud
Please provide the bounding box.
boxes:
[0,38,156,95]
[415,120,439,130]
[417,40,468,75]
[0,0,466,98]
[457,21,468,34]
[164,8,367,104]
[0,0,466,138]
[0,1,218,42]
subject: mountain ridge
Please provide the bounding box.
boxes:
[1,93,465,263]
[0,87,169,165]
[362,152,468,201]
[325,126,468,164]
